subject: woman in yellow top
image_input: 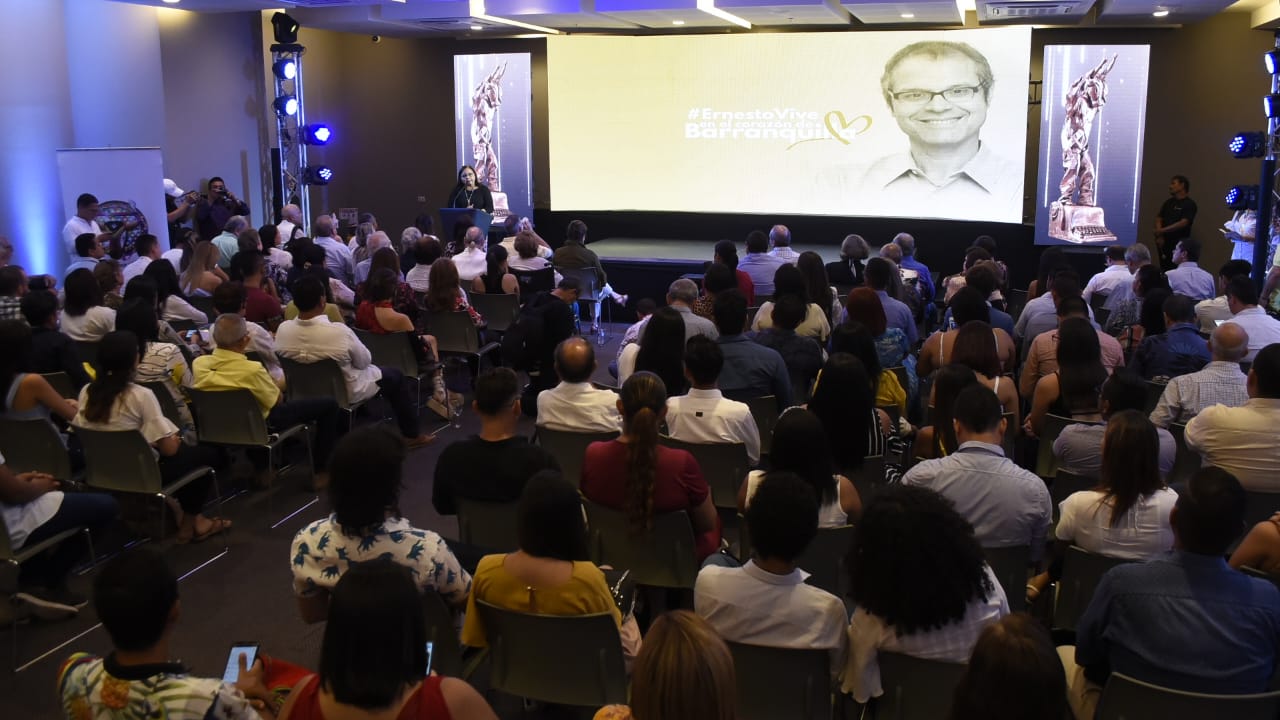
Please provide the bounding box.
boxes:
[461,470,640,662]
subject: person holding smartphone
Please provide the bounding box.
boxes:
[59,548,279,719]
[196,176,250,242]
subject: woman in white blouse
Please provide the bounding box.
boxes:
[842,485,1008,705]
[144,258,210,325]
[72,331,228,543]
[1026,410,1176,602]
[739,407,859,527]
[59,269,115,342]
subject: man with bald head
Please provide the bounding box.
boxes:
[768,225,799,264]
[536,337,622,433]
[1186,343,1280,491]
[1150,322,1251,428]
[312,214,355,286]
[277,203,303,243]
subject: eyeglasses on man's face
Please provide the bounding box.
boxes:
[890,85,985,107]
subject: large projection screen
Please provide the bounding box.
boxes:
[547,28,1031,222]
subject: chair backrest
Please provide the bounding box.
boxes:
[512,267,555,296]
[658,437,748,510]
[1035,414,1093,478]
[744,395,779,457]
[1006,289,1029,322]
[469,292,519,334]
[185,388,272,446]
[1167,422,1202,486]
[76,427,165,494]
[534,427,618,487]
[278,356,353,407]
[583,500,698,588]
[727,642,832,720]
[73,341,100,371]
[188,294,216,320]
[1144,380,1168,415]
[429,310,483,354]
[139,381,187,429]
[555,266,602,302]
[456,498,521,552]
[40,372,77,400]
[795,524,854,599]
[0,418,72,481]
[876,651,967,720]
[355,329,420,378]
[1000,410,1017,457]
[1096,672,1280,720]
[1050,470,1099,521]
[422,591,464,678]
[982,545,1030,613]
[475,600,628,707]
[1053,545,1132,632]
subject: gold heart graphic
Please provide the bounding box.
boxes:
[824,111,872,144]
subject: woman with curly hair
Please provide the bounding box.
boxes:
[842,484,1009,704]
[580,372,720,560]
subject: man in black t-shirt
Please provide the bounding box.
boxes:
[431,367,559,516]
[1155,175,1197,270]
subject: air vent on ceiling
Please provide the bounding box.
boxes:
[983,1,1082,17]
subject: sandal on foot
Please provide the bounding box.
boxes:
[177,517,232,545]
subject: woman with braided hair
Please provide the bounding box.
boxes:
[580,371,720,560]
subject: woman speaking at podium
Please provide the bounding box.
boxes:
[447,165,494,214]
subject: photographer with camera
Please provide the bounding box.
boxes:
[195,177,250,242]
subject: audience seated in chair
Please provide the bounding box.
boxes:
[276,275,432,449]
[914,365,979,460]
[60,268,115,343]
[212,282,284,382]
[537,337,623,433]
[1082,246,1132,304]
[739,409,860,527]
[692,261,738,321]
[59,548,273,719]
[471,244,520,297]
[1015,270,1096,353]
[701,472,848,676]
[619,306,692,393]
[1055,370,1176,478]
[751,264,831,343]
[751,294,824,402]
[0,264,26,321]
[1029,409,1178,603]
[404,233,443,294]
[1026,317,1109,436]
[1063,467,1280,718]
[843,287,916,386]
[276,560,497,720]
[949,614,1068,720]
[1221,274,1280,363]
[830,322,908,419]
[904,384,1051,561]
[842,484,1009,704]
[192,314,341,485]
[1230,511,1280,576]
[1020,296,1125,400]
[20,290,91,389]
[807,353,900,478]
[580,372,721,561]
[1151,322,1249,428]
[462,470,641,663]
[711,290,792,407]
[859,257,918,346]
[145,257,211,326]
[291,426,470,624]
[947,320,1021,431]
[594,610,737,720]
[666,336,760,466]
[0,320,80,426]
[114,299,195,430]
[1185,342,1280,492]
[1194,259,1252,333]
[1130,293,1212,381]
[72,331,229,544]
[940,262,1015,339]
[518,277,582,411]
[432,367,559,516]
[552,220,627,329]
[919,287,1015,379]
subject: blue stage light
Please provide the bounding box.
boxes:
[301,124,331,145]
[302,165,333,185]
[272,59,297,80]
[273,95,298,117]
[1226,185,1258,210]
[1265,95,1280,119]
[1266,50,1280,75]
[1229,132,1266,159]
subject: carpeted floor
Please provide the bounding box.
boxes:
[0,325,629,719]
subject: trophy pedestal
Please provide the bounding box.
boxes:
[1050,202,1117,244]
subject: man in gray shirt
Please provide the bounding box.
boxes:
[902,384,1051,560]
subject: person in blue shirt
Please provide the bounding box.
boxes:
[1066,466,1280,719]
[892,233,935,307]
[1129,293,1212,381]
[711,289,793,408]
[861,257,918,346]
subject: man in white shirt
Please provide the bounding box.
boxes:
[695,472,848,676]
[277,203,302,243]
[1102,244,1153,314]
[536,337,622,433]
[274,275,432,448]
[666,336,760,466]
[1082,246,1132,303]
[1223,275,1280,362]
[60,193,131,261]
[312,215,355,287]
[451,226,488,282]
[1196,260,1252,333]
[64,233,104,279]
[1166,238,1216,301]
[767,225,800,264]
[1151,322,1250,428]
[1185,342,1280,492]
[211,216,249,271]
[122,234,161,285]
[353,231,394,287]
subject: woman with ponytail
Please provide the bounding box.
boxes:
[580,371,720,560]
[72,331,230,543]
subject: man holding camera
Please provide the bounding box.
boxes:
[195,177,250,242]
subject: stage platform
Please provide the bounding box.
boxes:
[591,237,842,264]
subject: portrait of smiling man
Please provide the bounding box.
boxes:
[856,40,1021,221]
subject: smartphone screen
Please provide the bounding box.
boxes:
[424,641,434,676]
[222,643,258,683]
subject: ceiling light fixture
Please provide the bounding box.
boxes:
[470,24,483,30]
[900,12,915,18]
[1152,8,1169,17]
[468,0,560,33]
[696,0,752,29]
[161,0,180,4]
[673,19,686,25]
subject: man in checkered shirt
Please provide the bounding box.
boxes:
[0,266,26,322]
[1150,323,1250,428]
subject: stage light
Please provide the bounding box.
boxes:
[273,95,298,117]
[1151,8,1169,17]
[1265,94,1280,119]
[271,12,300,44]
[1266,50,1280,75]
[272,59,297,81]
[1229,132,1266,159]
[302,166,334,185]
[1226,185,1259,210]
[300,124,332,145]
